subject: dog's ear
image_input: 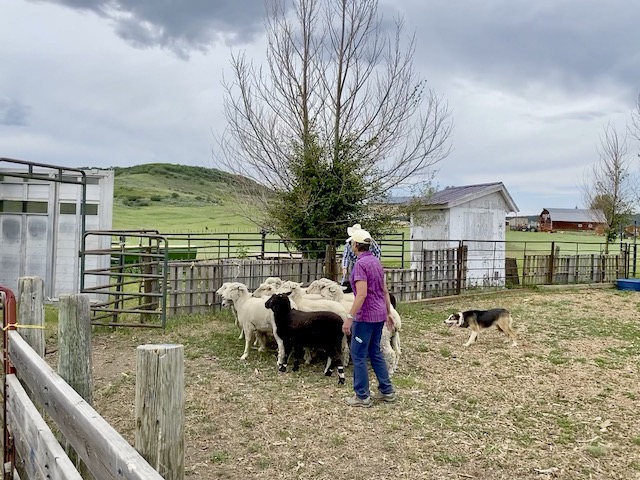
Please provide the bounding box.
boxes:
[457,312,464,326]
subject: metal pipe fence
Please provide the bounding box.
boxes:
[84,231,634,317]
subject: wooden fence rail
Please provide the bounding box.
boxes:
[522,253,626,286]
[3,282,183,480]
[7,331,165,480]
[167,258,325,315]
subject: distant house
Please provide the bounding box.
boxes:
[506,215,529,230]
[402,182,519,287]
[538,208,606,233]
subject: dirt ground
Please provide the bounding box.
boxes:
[48,287,640,480]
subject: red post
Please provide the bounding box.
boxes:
[1,285,17,475]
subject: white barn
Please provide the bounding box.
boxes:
[0,165,114,298]
[409,182,519,287]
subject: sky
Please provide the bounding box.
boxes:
[1,0,639,215]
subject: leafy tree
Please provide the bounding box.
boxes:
[215,0,452,246]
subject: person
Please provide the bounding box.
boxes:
[341,223,381,285]
[342,228,396,407]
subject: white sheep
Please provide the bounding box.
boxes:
[216,282,245,339]
[220,283,286,365]
[307,278,355,303]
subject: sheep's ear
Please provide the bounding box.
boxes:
[340,286,347,291]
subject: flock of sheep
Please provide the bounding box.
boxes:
[215,277,402,383]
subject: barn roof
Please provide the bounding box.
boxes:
[399,182,519,212]
[542,208,607,223]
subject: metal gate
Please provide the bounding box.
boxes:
[80,231,168,328]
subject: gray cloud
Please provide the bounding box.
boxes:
[28,0,269,57]
[398,0,640,97]
[0,98,30,126]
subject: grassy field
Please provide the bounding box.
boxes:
[110,165,637,275]
[43,287,640,479]
[113,203,257,232]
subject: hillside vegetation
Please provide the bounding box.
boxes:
[112,163,265,232]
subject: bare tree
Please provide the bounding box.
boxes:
[630,93,640,145]
[580,122,635,243]
[214,0,452,238]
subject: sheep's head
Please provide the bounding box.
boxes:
[264,292,291,311]
[263,276,284,287]
[306,278,336,294]
[280,281,302,292]
[215,282,232,297]
[320,284,345,301]
[253,283,277,297]
[222,283,249,304]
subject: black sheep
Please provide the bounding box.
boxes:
[264,292,346,384]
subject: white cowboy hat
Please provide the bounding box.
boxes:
[350,229,372,244]
[346,223,362,239]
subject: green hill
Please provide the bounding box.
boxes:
[112,163,266,232]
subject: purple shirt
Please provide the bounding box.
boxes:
[350,251,388,323]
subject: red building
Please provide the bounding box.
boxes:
[539,208,606,233]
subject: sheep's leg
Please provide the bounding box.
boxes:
[341,335,350,367]
[304,348,313,364]
[230,307,243,340]
[292,344,304,372]
[240,325,254,360]
[279,340,292,372]
[272,325,286,367]
[391,332,401,372]
[381,343,396,376]
[324,348,345,385]
[324,357,333,375]
[255,332,268,352]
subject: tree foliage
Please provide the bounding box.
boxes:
[215,0,452,246]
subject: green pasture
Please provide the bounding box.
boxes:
[112,200,637,269]
[113,203,257,232]
[110,164,636,268]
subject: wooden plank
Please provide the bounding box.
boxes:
[6,374,83,480]
[8,331,164,480]
[17,277,45,357]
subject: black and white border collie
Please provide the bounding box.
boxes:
[444,309,518,347]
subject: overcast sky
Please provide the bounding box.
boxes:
[1,0,639,215]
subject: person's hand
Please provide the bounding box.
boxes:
[385,312,395,330]
[342,316,353,335]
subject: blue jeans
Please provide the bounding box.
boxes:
[350,321,394,399]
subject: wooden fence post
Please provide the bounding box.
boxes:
[547,242,556,284]
[17,276,45,357]
[58,293,94,479]
[135,344,185,480]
